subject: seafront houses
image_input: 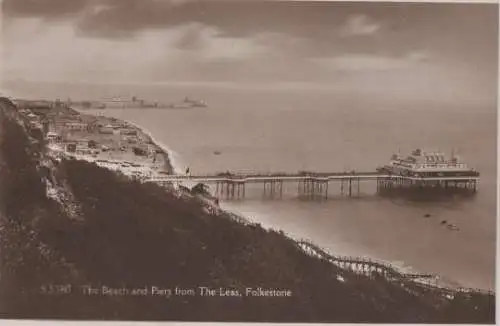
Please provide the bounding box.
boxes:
[120,128,138,136]
[99,124,116,134]
[65,141,95,155]
[46,131,62,144]
[53,116,87,129]
[63,122,88,131]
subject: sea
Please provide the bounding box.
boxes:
[6,82,497,290]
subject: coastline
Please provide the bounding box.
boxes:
[115,118,181,175]
[71,108,490,293]
[72,108,183,175]
[221,202,471,291]
[2,96,495,322]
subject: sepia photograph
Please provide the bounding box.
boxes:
[0,0,497,323]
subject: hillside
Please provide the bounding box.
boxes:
[0,97,495,323]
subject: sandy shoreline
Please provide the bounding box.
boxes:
[71,108,180,175]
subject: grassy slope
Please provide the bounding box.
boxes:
[0,98,495,322]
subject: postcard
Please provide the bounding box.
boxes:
[0,0,496,323]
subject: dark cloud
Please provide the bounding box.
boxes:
[3,0,91,19]
[3,1,497,69]
[74,0,290,39]
[4,0,498,51]
[2,0,399,39]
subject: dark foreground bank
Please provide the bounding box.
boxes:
[0,97,495,323]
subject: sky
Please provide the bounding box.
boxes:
[0,0,498,104]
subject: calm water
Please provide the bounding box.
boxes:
[9,83,497,290]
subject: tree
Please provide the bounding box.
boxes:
[191,183,209,195]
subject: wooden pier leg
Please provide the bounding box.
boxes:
[242,182,246,198]
[325,181,329,200]
[279,180,283,199]
[237,183,240,199]
[263,181,267,198]
[216,182,219,196]
[231,182,235,199]
[307,179,312,199]
[341,179,344,196]
[357,177,360,196]
[305,179,309,199]
[348,178,352,197]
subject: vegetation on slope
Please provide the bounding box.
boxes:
[0,97,495,322]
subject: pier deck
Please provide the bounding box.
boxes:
[145,171,479,200]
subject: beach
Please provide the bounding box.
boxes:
[36,105,176,181]
[51,106,489,291]
[12,82,496,291]
[71,87,495,292]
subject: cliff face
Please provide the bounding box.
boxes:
[0,97,91,318]
[0,97,495,322]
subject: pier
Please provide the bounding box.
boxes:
[297,240,494,297]
[298,240,435,280]
[145,170,479,200]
